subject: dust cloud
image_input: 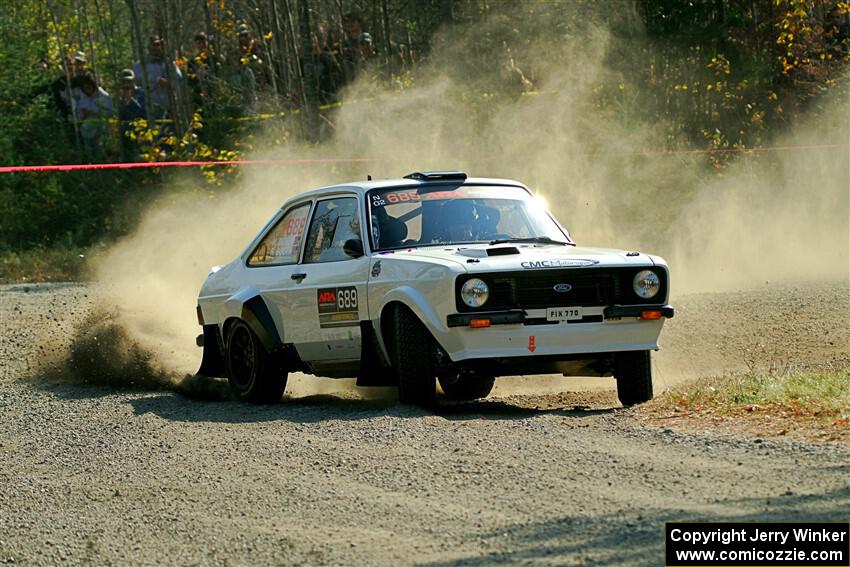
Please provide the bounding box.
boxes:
[88,3,847,391]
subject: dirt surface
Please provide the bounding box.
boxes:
[1,281,848,566]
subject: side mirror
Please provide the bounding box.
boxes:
[343,238,365,258]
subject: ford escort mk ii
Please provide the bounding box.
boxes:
[195,171,674,407]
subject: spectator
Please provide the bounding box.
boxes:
[187,31,217,111]
[229,23,272,112]
[825,6,849,53]
[74,72,113,161]
[133,34,182,119]
[358,32,376,62]
[340,11,365,84]
[71,51,88,76]
[49,52,87,121]
[49,57,75,119]
[117,69,146,161]
[313,24,343,104]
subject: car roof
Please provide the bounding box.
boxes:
[279,176,530,208]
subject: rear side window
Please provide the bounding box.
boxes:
[248,203,310,266]
[303,197,361,263]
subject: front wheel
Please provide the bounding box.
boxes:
[225,320,287,404]
[391,307,437,408]
[614,350,653,407]
[439,371,495,401]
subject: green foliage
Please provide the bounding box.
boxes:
[626,0,849,160]
[667,367,850,420]
[0,0,847,282]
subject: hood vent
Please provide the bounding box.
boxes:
[486,247,520,256]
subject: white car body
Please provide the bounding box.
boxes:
[196,173,673,402]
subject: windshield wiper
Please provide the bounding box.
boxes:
[489,236,573,246]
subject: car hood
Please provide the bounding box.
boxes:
[376,244,662,272]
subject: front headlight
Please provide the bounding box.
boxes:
[633,270,660,299]
[461,278,490,308]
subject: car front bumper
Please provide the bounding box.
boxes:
[438,305,672,362]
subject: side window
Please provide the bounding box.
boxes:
[247,203,310,266]
[303,197,361,263]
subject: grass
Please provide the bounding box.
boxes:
[644,366,850,441]
[0,246,90,283]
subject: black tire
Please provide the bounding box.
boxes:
[391,307,437,408]
[614,350,653,407]
[225,319,287,404]
[439,371,495,401]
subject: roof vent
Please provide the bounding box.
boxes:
[403,171,467,182]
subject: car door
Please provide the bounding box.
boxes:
[289,194,369,369]
[242,200,312,343]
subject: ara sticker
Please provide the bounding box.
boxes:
[317,287,359,328]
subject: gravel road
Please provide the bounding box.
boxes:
[1,281,848,566]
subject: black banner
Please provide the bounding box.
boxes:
[666,522,849,566]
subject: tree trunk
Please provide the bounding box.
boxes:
[270,0,291,96]
[45,0,82,154]
[155,0,185,135]
[381,0,392,82]
[298,0,320,141]
[441,0,454,25]
[80,0,99,80]
[283,0,305,107]
[125,0,156,128]
[91,0,120,79]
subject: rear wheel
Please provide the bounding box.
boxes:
[614,350,653,407]
[225,319,287,404]
[439,371,495,401]
[391,307,437,408]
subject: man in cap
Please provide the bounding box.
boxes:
[132,34,182,119]
[49,51,89,121]
[74,72,113,161]
[117,69,146,161]
[187,31,217,110]
[230,23,268,111]
[358,32,375,62]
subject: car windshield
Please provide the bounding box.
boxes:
[367,185,571,251]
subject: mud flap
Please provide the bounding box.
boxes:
[197,324,225,377]
[356,321,396,387]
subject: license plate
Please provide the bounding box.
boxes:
[546,306,583,322]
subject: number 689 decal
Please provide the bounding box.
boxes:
[337,288,357,310]
[317,286,358,314]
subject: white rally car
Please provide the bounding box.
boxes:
[195,171,674,407]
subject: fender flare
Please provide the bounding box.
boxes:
[241,295,282,351]
[223,288,283,352]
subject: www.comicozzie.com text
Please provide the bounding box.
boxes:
[669,526,847,546]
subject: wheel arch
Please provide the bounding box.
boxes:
[377,296,444,362]
[221,291,283,352]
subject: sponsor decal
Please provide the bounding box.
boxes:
[528,336,536,353]
[370,190,461,207]
[317,286,359,328]
[553,283,572,293]
[520,259,599,269]
[371,260,382,277]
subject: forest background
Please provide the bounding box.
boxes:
[0,0,847,282]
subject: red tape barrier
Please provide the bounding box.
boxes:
[0,158,371,174]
